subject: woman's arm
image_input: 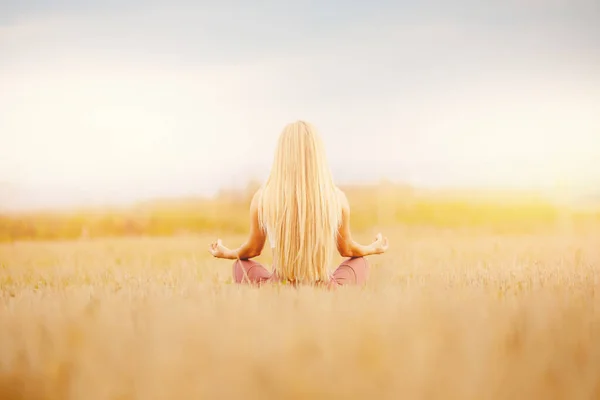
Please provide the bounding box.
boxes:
[336,189,388,258]
[208,190,266,260]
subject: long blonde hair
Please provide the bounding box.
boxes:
[258,121,342,283]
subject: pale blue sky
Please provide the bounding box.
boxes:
[1,0,599,209]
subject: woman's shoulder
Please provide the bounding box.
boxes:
[334,187,350,208]
[250,187,264,208]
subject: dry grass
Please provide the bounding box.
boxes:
[0,227,599,400]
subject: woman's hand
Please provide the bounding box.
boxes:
[208,239,232,259]
[369,233,389,255]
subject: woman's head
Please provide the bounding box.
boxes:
[258,121,341,283]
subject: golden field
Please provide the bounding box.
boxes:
[1,224,599,400]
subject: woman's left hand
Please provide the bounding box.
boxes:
[369,233,389,255]
[208,239,230,258]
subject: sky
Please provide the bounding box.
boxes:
[1,0,599,210]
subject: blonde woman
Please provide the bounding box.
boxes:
[208,121,389,287]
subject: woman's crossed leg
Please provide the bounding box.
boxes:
[232,257,370,287]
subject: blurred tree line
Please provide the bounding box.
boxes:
[0,182,598,242]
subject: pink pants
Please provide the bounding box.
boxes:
[232,257,370,288]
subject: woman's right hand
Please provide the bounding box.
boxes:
[370,233,389,255]
[208,239,231,259]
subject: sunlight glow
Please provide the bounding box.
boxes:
[1,6,599,210]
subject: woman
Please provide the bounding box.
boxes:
[208,120,389,287]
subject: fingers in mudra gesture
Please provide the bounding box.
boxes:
[371,233,389,254]
[208,239,229,258]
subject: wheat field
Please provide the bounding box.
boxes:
[0,227,599,400]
